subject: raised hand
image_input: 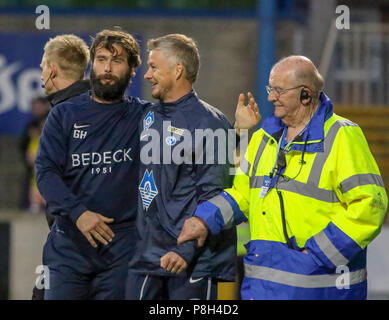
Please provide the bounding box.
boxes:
[234,92,261,134]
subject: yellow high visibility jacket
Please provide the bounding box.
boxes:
[195,93,388,299]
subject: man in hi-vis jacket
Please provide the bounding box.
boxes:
[178,55,388,300]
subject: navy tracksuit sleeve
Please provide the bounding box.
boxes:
[170,120,233,264]
[193,118,234,203]
[170,240,198,265]
[35,107,87,224]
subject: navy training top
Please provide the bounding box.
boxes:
[129,91,237,281]
[35,92,152,226]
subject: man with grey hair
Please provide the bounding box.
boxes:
[125,34,260,300]
[178,55,387,300]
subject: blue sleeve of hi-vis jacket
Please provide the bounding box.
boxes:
[195,191,247,235]
[35,107,87,224]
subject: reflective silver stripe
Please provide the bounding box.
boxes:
[244,264,367,288]
[240,157,251,176]
[208,195,234,228]
[251,135,269,177]
[277,178,340,203]
[206,277,212,300]
[249,176,339,202]
[308,120,358,186]
[341,174,384,193]
[139,275,149,300]
[313,230,349,266]
[337,119,358,127]
[250,175,264,189]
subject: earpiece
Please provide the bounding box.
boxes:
[300,88,312,106]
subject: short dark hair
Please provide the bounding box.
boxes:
[90,28,141,78]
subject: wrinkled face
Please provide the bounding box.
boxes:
[40,55,54,95]
[91,43,131,102]
[267,67,302,122]
[144,49,177,102]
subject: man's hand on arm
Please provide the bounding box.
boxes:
[160,251,188,274]
[76,210,115,248]
[234,92,261,136]
[177,217,209,247]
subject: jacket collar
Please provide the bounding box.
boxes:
[262,92,334,152]
[158,90,197,110]
[47,79,90,107]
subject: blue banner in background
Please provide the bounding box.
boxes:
[0,32,143,135]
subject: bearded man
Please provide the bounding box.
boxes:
[35,29,152,300]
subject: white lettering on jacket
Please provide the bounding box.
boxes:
[71,148,132,167]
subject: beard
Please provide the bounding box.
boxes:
[90,68,131,102]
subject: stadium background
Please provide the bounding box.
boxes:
[0,0,388,300]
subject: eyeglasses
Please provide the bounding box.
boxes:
[265,85,305,96]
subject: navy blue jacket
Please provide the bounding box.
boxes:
[47,79,90,108]
[35,92,151,225]
[128,91,237,281]
[44,80,91,228]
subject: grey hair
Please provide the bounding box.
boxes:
[147,34,200,84]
